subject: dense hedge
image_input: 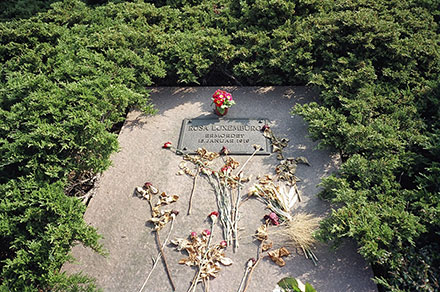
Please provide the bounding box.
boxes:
[290,1,440,290]
[0,0,438,291]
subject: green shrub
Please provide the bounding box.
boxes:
[292,0,440,290]
[0,180,103,291]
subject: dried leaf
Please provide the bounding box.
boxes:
[179,258,193,266]
[256,224,268,241]
[279,247,290,257]
[268,247,290,267]
[220,257,233,266]
[171,238,191,251]
[157,192,179,206]
[262,241,273,251]
[272,145,282,153]
[149,185,159,194]
[295,156,310,166]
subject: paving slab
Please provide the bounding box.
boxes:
[63,87,377,292]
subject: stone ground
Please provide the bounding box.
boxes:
[63,87,378,292]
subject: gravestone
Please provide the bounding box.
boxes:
[177,118,271,155]
[62,87,377,292]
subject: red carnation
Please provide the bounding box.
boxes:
[264,212,280,226]
[209,211,219,218]
[220,146,229,155]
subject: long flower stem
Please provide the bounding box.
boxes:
[187,167,200,215]
[242,241,264,292]
[237,265,251,292]
[138,218,176,292]
[156,229,176,291]
[233,180,241,252]
[236,147,261,176]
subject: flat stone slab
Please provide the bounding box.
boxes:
[63,87,377,292]
[177,118,271,155]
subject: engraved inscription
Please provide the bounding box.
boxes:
[177,118,270,155]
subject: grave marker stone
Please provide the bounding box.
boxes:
[177,118,271,155]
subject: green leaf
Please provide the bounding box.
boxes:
[278,277,300,291]
[305,283,317,292]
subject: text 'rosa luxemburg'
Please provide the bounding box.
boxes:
[188,125,260,132]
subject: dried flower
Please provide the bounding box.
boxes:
[252,144,262,151]
[172,232,233,290]
[220,146,229,155]
[144,182,152,188]
[262,124,270,131]
[265,212,280,226]
[135,186,149,200]
[163,142,172,149]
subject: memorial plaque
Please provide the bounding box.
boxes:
[177,118,271,155]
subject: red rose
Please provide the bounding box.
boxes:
[203,229,211,236]
[220,240,227,248]
[163,142,172,149]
